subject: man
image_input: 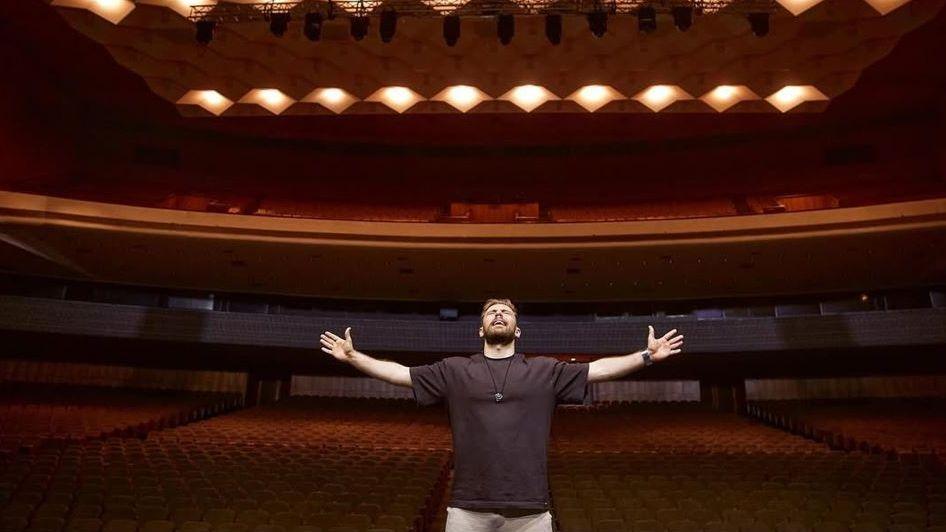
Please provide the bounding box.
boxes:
[320,298,684,532]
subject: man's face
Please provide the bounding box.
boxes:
[479,303,519,345]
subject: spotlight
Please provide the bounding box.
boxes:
[497,13,514,45]
[303,12,323,41]
[587,10,606,37]
[380,8,397,43]
[350,15,369,40]
[195,19,215,44]
[269,12,290,37]
[545,13,561,45]
[443,15,460,46]
[672,6,692,31]
[637,5,656,33]
[748,12,769,36]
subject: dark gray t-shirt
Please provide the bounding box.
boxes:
[409,352,590,511]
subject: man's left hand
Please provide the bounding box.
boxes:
[647,326,684,362]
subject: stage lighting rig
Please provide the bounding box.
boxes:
[380,8,397,42]
[443,15,460,46]
[545,13,561,45]
[497,13,514,45]
[195,19,215,44]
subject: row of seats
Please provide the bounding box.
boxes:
[539,402,946,532]
[0,384,242,454]
[2,392,453,532]
[747,398,946,464]
[5,387,946,532]
[153,398,451,451]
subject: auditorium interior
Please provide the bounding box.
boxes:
[1,0,946,531]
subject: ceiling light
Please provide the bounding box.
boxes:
[773,0,824,16]
[765,85,828,112]
[350,16,369,40]
[269,12,290,37]
[587,10,607,38]
[195,19,215,44]
[500,85,558,112]
[443,15,460,46]
[638,5,656,33]
[567,85,624,112]
[748,12,769,37]
[380,8,397,43]
[672,6,692,31]
[862,0,911,14]
[303,88,358,113]
[633,85,692,112]
[51,0,136,24]
[432,85,490,113]
[699,85,759,112]
[177,90,234,116]
[240,89,296,114]
[137,0,217,18]
[497,13,514,45]
[303,12,323,41]
[367,86,424,113]
[545,14,562,45]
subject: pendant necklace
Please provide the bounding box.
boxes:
[485,354,514,403]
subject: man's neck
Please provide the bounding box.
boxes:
[483,342,516,359]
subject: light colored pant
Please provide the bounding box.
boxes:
[445,506,554,532]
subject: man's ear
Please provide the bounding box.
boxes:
[478,327,484,338]
[515,327,521,338]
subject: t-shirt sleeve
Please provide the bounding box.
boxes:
[409,359,450,406]
[552,360,591,405]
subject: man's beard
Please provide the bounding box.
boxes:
[483,323,516,345]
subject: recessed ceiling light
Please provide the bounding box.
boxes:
[765,85,828,112]
[699,85,760,112]
[774,0,825,16]
[633,85,693,112]
[177,90,234,116]
[566,85,625,112]
[367,86,424,113]
[303,88,358,114]
[432,85,490,113]
[239,89,296,114]
[499,85,558,112]
[862,0,912,14]
[137,0,216,18]
[52,0,136,24]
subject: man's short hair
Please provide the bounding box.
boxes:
[481,298,518,321]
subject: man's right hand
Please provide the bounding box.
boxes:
[320,327,356,363]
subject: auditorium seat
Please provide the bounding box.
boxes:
[540,402,945,532]
[747,398,946,465]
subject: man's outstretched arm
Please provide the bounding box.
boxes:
[320,327,412,387]
[587,325,685,383]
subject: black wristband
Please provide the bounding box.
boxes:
[641,349,653,366]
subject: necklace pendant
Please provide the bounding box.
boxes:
[494,392,503,403]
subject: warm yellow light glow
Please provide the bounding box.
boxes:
[566,85,625,112]
[51,0,136,24]
[699,85,760,112]
[420,0,470,14]
[137,0,218,18]
[499,85,558,112]
[774,0,825,16]
[239,89,296,115]
[176,90,234,116]
[367,87,424,113]
[432,85,490,113]
[633,85,692,112]
[765,85,828,112]
[303,88,358,114]
[862,0,912,15]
